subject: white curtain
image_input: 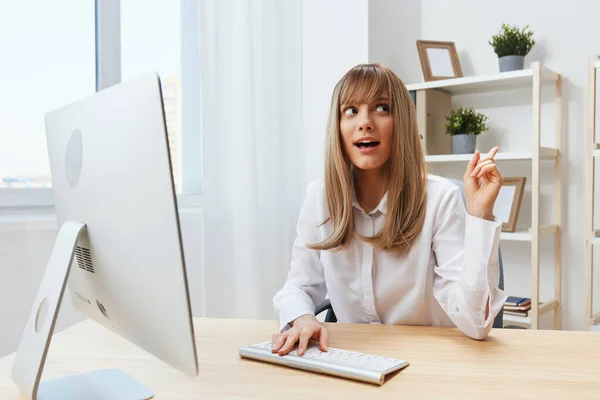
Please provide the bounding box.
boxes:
[198,0,305,319]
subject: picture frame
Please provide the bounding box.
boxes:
[416,40,463,82]
[493,177,526,232]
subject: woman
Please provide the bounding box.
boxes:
[272,63,506,356]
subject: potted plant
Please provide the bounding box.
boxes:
[444,107,489,154]
[489,24,535,72]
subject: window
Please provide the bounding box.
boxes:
[1,0,200,209]
[0,1,95,200]
[121,0,201,195]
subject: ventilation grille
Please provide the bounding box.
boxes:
[75,246,95,273]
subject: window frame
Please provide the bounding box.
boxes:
[1,0,202,211]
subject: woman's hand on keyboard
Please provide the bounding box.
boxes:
[271,314,329,356]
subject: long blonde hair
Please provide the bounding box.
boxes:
[309,63,427,254]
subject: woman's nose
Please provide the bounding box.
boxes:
[358,116,374,131]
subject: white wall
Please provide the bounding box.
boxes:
[416,0,600,330]
[302,0,370,184]
[369,0,422,85]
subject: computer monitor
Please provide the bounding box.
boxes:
[11,73,198,400]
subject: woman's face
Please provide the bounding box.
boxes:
[339,95,393,172]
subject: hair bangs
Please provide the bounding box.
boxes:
[339,64,391,108]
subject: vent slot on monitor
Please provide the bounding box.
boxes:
[75,246,95,273]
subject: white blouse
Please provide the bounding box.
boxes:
[273,175,507,340]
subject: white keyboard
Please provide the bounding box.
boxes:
[239,341,409,385]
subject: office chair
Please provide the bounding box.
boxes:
[314,178,519,329]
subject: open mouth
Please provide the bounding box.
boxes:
[354,141,380,149]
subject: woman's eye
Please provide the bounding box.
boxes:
[344,107,358,115]
[376,104,390,112]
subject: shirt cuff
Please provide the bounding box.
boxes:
[463,214,506,330]
[277,294,315,332]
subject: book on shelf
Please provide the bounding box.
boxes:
[504,304,530,312]
[503,296,531,317]
[504,310,529,317]
[504,296,531,307]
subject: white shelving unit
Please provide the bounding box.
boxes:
[585,55,600,330]
[408,62,563,330]
[407,67,559,95]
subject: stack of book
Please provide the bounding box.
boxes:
[504,296,531,317]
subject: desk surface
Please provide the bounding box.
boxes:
[1,318,600,399]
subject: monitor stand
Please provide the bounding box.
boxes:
[11,221,154,400]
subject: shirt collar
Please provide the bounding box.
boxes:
[352,187,388,215]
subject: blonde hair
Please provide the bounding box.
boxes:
[309,63,427,254]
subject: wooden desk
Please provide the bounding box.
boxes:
[1,318,600,399]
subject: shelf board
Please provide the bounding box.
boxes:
[593,149,600,158]
[539,299,559,315]
[501,225,558,242]
[591,237,600,246]
[595,60,600,70]
[405,65,559,95]
[503,314,531,325]
[425,147,558,163]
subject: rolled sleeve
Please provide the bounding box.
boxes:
[432,185,507,340]
[462,214,506,331]
[274,289,318,332]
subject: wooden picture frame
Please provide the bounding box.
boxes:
[493,177,526,232]
[416,40,463,82]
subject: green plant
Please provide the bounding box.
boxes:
[444,107,489,136]
[489,24,535,57]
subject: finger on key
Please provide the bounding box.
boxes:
[271,332,288,353]
[319,327,330,352]
[297,328,312,356]
[278,329,300,356]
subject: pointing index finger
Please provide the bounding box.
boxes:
[465,150,480,177]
